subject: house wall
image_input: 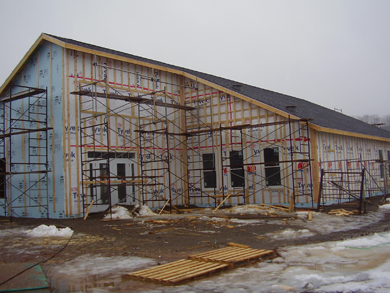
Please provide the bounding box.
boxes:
[183,78,313,207]
[316,130,390,204]
[64,49,187,215]
[0,42,65,218]
[61,48,315,216]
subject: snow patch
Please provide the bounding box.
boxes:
[269,228,315,239]
[229,218,265,226]
[337,232,390,249]
[25,225,73,237]
[104,206,132,220]
[293,209,387,234]
[379,202,390,210]
[49,254,155,279]
[137,205,157,216]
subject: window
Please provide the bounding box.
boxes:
[0,158,5,199]
[379,150,384,179]
[264,147,281,186]
[388,150,390,178]
[100,163,110,204]
[202,153,216,188]
[117,163,126,202]
[230,151,244,187]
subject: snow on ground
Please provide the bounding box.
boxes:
[103,206,133,219]
[25,224,73,237]
[130,231,390,293]
[103,205,157,220]
[48,254,155,279]
[137,205,157,216]
[294,202,390,234]
[268,228,316,240]
[0,227,30,237]
[229,218,265,226]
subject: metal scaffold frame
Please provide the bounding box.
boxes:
[185,118,314,210]
[73,63,196,215]
[0,85,51,218]
[318,157,389,214]
[73,63,315,215]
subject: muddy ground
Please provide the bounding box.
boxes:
[1,196,390,269]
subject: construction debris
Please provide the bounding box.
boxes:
[328,209,355,216]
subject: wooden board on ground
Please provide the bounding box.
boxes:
[328,209,355,216]
[188,246,275,268]
[128,259,228,284]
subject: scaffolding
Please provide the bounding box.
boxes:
[73,67,195,214]
[72,64,315,215]
[0,85,51,218]
[185,119,314,209]
[318,158,389,213]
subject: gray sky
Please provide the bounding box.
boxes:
[0,0,389,117]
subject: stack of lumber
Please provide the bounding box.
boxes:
[328,209,355,216]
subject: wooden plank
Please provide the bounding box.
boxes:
[226,242,250,248]
[213,194,232,212]
[159,198,170,215]
[83,200,95,220]
[167,263,228,283]
[142,261,202,279]
[154,261,216,280]
[189,247,275,264]
[197,250,261,262]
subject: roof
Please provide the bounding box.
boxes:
[3,33,390,141]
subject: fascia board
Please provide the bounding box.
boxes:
[0,34,67,96]
[309,123,390,143]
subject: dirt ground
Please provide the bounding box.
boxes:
[1,196,390,268]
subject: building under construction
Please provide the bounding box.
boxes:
[0,33,389,218]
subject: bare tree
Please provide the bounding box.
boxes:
[355,114,390,132]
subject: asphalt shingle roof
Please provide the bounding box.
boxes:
[45,34,390,140]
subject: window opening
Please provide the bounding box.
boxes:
[100,163,110,204]
[202,153,216,188]
[230,151,244,187]
[379,150,384,179]
[117,163,126,202]
[0,159,5,199]
[264,147,281,186]
[387,150,390,178]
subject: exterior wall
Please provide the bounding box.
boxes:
[0,42,65,218]
[62,48,315,216]
[315,130,390,204]
[183,79,313,207]
[64,49,186,214]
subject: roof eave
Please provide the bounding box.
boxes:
[0,33,68,96]
[309,123,390,142]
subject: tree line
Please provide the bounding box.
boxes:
[354,114,390,132]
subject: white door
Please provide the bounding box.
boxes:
[93,158,137,205]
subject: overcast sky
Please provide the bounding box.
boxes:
[0,0,389,117]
